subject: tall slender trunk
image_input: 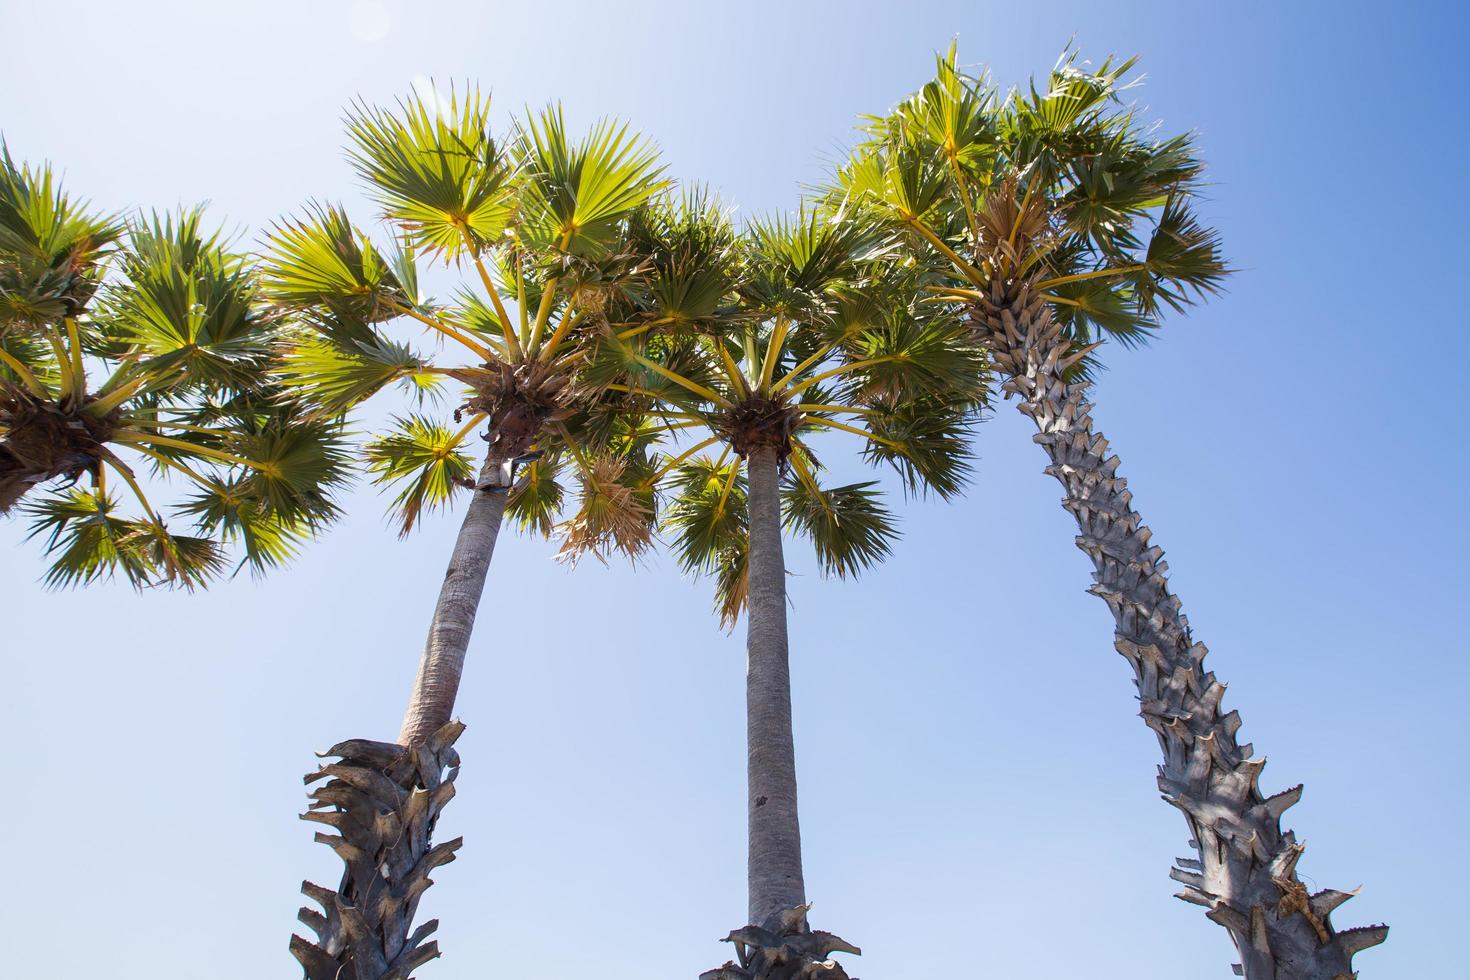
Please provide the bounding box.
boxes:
[399,457,510,743]
[745,445,806,923]
[976,282,1387,980]
[701,447,859,980]
[291,452,509,980]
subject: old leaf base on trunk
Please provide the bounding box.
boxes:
[290,721,465,980]
[702,904,860,980]
[0,383,118,514]
[973,282,1387,979]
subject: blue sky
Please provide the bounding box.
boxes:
[1,1,1464,977]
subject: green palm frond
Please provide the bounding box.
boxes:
[1136,192,1228,315]
[0,332,58,389]
[346,85,519,258]
[364,414,474,536]
[23,488,156,588]
[1048,277,1156,350]
[662,454,747,575]
[836,138,952,225]
[100,209,279,393]
[277,331,428,413]
[661,453,748,627]
[782,470,898,579]
[857,395,979,500]
[842,309,987,402]
[177,478,317,576]
[517,106,669,255]
[137,518,229,590]
[883,40,1000,177]
[506,450,565,536]
[263,204,408,320]
[743,203,886,315]
[24,486,229,591]
[229,411,352,526]
[0,144,122,334]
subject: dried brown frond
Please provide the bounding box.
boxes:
[556,454,653,565]
[715,546,749,631]
[975,175,1054,273]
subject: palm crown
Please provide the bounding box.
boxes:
[0,148,349,587]
[265,89,674,557]
[837,44,1227,374]
[589,194,989,623]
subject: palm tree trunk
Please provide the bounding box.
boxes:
[398,457,510,744]
[291,452,509,980]
[699,448,859,980]
[744,445,806,924]
[976,282,1387,980]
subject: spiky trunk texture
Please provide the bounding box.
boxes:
[290,722,464,980]
[291,453,510,979]
[745,446,806,923]
[973,281,1387,979]
[398,453,510,744]
[701,449,859,980]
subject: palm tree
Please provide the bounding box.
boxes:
[264,89,669,980]
[595,196,986,979]
[0,148,348,586]
[839,46,1387,978]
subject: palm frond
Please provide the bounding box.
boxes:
[556,453,654,564]
[662,454,747,575]
[345,85,519,258]
[782,471,898,578]
[506,450,565,536]
[100,209,280,393]
[263,204,408,321]
[177,478,317,576]
[517,106,669,256]
[23,488,155,588]
[277,331,427,413]
[0,144,121,334]
[364,414,474,536]
[857,395,980,500]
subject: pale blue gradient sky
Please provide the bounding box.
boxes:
[1,2,1464,977]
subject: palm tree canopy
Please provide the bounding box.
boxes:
[589,194,990,624]
[264,87,672,560]
[0,151,350,587]
[836,43,1228,375]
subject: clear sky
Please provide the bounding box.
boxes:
[1,1,1464,977]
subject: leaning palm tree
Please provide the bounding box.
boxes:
[839,46,1387,978]
[0,148,348,585]
[264,89,669,980]
[594,197,986,979]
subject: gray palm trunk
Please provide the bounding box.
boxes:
[701,446,859,980]
[745,445,806,922]
[291,451,509,980]
[399,460,510,743]
[975,282,1387,979]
